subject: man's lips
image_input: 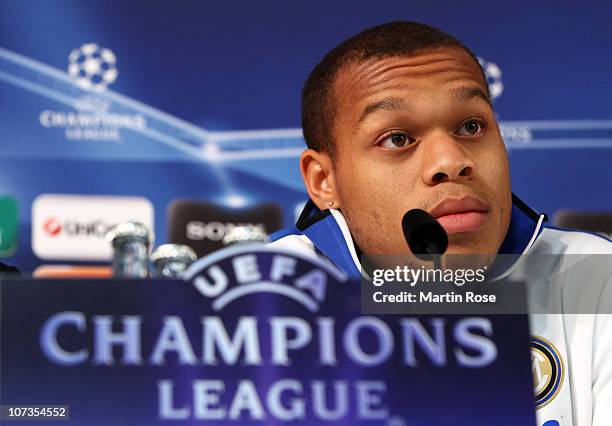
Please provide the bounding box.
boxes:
[429,196,490,234]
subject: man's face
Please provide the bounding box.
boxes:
[329,47,512,255]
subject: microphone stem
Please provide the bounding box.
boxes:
[425,240,442,270]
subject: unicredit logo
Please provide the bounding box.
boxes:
[43,217,62,237]
[32,194,154,261]
[43,217,116,239]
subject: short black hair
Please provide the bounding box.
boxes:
[301,21,489,155]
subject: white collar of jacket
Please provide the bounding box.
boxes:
[270,193,547,280]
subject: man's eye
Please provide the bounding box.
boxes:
[457,119,485,136]
[379,132,415,149]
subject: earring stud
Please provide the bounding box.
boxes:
[328,201,334,207]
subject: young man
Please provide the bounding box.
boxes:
[270,21,612,426]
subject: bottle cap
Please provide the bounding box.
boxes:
[150,244,197,264]
[107,221,151,247]
[222,225,269,246]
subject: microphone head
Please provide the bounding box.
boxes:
[402,209,448,260]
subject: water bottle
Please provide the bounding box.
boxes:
[107,221,151,278]
[222,225,269,246]
[150,244,197,278]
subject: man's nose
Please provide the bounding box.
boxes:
[421,132,475,186]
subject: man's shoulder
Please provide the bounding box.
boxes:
[538,225,612,255]
[529,226,612,314]
[267,232,319,259]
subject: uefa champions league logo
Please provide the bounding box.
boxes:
[36,42,145,142]
[183,245,348,312]
[67,43,118,92]
[478,57,504,100]
[477,57,533,143]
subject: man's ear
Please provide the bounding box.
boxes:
[300,149,339,211]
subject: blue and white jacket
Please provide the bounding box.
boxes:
[270,195,612,426]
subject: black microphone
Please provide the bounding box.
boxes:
[402,209,448,268]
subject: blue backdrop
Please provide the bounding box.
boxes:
[0,0,611,271]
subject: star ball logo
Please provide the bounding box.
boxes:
[38,43,146,142]
[477,57,532,143]
[67,43,118,92]
[478,57,504,100]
